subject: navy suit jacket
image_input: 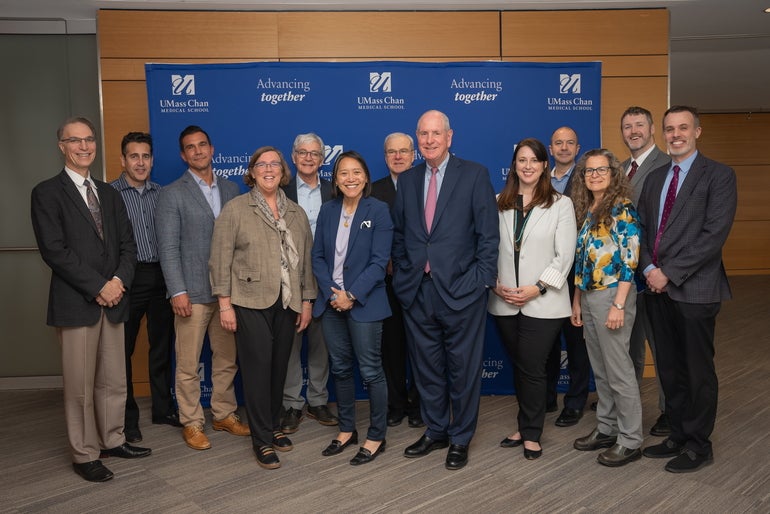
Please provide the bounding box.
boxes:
[371,175,397,208]
[31,170,137,326]
[391,155,499,310]
[311,196,393,322]
[638,152,737,304]
[282,175,333,204]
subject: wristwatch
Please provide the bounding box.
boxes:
[345,291,356,301]
[612,302,625,310]
[536,280,547,295]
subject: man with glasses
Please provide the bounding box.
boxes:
[280,133,338,432]
[371,132,423,429]
[31,116,150,482]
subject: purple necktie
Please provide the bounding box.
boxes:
[628,160,639,179]
[652,165,680,266]
[424,167,438,272]
[84,179,104,239]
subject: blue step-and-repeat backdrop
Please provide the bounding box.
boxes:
[145,60,601,403]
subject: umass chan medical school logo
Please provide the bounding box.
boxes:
[547,72,594,112]
[559,73,581,94]
[172,74,195,95]
[158,74,210,113]
[358,71,406,110]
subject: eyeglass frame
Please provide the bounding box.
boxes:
[60,136,97,145]
[583,166,612,176]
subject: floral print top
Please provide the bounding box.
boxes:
[574,199,640,291]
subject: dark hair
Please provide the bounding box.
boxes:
[664,105,700,128]
[245,146,291,188]
[57,116,96,141]
[178,125,211,151]
[121,132,153,156]
[497,138,557,212]
[331,150,372,198]
[571,148,632,229]
[620,106,653,127]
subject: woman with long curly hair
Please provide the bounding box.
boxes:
[570,148,643,468]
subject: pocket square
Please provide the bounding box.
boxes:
[360,220,372,229]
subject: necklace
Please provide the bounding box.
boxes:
[342,209,355,227]
[513,195,532,252]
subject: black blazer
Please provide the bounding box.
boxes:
[371,175,397,208]
[31,170,136,327]
[282,175,333,203]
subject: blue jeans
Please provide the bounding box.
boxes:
[321,308,387,441]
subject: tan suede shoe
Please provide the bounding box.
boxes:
[212,413,251,436]
[183,425,211,450]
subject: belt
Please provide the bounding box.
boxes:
[136,262,161,269]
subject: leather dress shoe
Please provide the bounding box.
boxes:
[597,444,642,467]
[590,401,598,411]
[404,434,449,458]
[212,413,250,436]
[350,439,386,465]
[322,430,359,456]
[407,413,425,428]
[523,442,542,460]
[152,412,183,427]
[272,431,293,452]
[280,407,303,434]
[642,438,683,459]
[500,436,523,448]
[665,449,713,473]
[574,428,617,451]
[445,444,468,470]
[183,425,212,450]
[255,445,280,470]
[125,427,142,443]
[555,408,583,427]
[387,410,405,427]
[100,443,152,459]
[73,460,113,482]
[307,404,339,426]
[650,413,671,437]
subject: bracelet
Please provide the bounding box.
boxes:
[219,306,232,313]
[612,302,624,310]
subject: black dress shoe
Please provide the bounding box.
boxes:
[500,436,523,448]
[523,442,542,460]
[555,408,583,427]
[665,449,713,473]
[643,438,683,459]
[73,460,114,482]
[387,410,405,427]
[280,407,303,434]
[322,431,358,456]
[152,412,183,427]
[350,440,386,465]
[574,429,617,451]
[125,427,143,443]
[404,434,449,458]
[100,443,152,459]
[650,413,671,437]
[307,404,339,426]
[445,444,468,470]
[597,444,642,467]
[407,413,425,428]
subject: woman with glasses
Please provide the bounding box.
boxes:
[312,150,393,465]
[209,146,316,470]
[488,138,577,460]
[570,148,643,467]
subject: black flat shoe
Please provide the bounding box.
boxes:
[445,444,469,470]
[404,434,448,457]
[500,436,523,448]
[350,439,386,465]
[255,445,280,470]
[322,430,358,456]
[523,442,542,460]
[272,431,294,452]
[73,460,113,482]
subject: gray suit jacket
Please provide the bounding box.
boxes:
[156,171,240,304]
[621,145,671,206]
[638,152,737,304]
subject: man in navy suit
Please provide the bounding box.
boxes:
[31,116,150,482]
[638,106,737,473]
[392,110,499,470]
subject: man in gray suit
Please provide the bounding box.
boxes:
[638,106,737,473]
[619,106,671,437]
[156,125,249,451]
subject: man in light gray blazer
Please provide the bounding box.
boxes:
[619,106,671,437]
[156,125,248,451]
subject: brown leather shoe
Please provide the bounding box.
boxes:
[183,425,211,450]
[212,413,251,436]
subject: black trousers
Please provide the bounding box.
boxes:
[645,292,720,456]
[495,314,565,442]
[381,276,420,416]
[124,263,175,429]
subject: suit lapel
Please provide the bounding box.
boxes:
[666,154,704,227]
[501,208,515,247]
[59,171,103,239]
[182,173,215,220]
[430,156,460,233]
[347,198,369,257]
[521,205,546,246]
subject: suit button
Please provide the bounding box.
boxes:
[246,277,252,282]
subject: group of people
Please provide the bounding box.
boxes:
[31,104,735,482]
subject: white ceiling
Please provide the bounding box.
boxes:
[2,0,769,112]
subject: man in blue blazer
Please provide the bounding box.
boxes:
[638,106,737,473]
[392,110,499,470]
[31,116,149,482]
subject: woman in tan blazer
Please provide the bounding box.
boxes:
[488,138,577,460]
[209,146,316,470]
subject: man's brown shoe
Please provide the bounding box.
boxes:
[212,413,251,436]
[183,425,211,450]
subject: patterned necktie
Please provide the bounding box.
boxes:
[424,167,438,272]
[84,179,104,239]
[628,160,639,179]
[652,165,680,266]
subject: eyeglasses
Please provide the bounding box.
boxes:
[584,166,611,176]
[385,148,413,156]
[254,161,282,170]
[60,136,96,145]
[295,150,322,159]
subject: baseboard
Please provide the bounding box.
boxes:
[0,376,63,390]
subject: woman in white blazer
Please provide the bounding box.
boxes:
[489,138,577,460]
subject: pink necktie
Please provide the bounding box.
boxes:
[652,165,680,266]
[424,167,438,272]
[628,160,639,179]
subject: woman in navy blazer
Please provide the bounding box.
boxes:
[312,150,393,465]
